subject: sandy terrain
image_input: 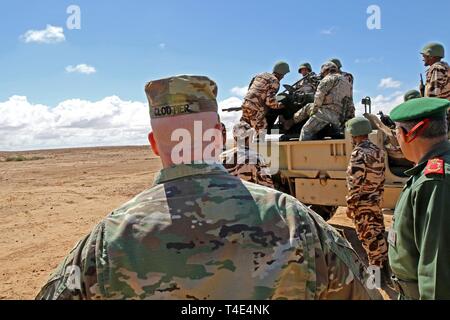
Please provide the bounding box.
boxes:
[0,146,392,300]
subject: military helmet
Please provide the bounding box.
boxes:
[330,58,343,69]
[298,62,312,73]
[273,61,290,75]
[321,61,338,74]
[233,121,255,139]
[346,117,373,136]
[404,90,421,102]
[421,42,445,58]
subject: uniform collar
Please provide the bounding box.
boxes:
[153,162,228,185]
[404,140,450,176]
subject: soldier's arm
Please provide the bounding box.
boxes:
[265,78,283,110]
[413,180,450,299]
[346,149,366,211]
[35,223,105,300]
[427,67,447,97]
[314,78,334,108]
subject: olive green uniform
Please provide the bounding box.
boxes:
[388,140,450,300]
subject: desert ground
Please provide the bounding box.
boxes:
[0,146,392,300]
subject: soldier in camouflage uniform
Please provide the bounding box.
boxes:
[240,62,290,136]
[292,62,355,141]
[36,75,382,300]
[293,62,319,94]
[345,117,390,287]
[331,58,354,88]
[421,43,450,100]
[220,121,274,188]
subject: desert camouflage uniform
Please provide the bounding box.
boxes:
[36,163,382,300]
[220,146,274,188]
[425,61,450,100]
[341,71,354,88]
[293,72,319,95]
[294,73,355,141]
[346,140,388,267]
[241,73,283,134]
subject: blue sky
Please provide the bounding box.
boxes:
[1,0,449,150]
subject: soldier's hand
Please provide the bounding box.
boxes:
[346,208,354,219]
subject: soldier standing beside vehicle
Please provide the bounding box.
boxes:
[240,62,290,138]
[345,117,391,287]
[291,62,355,141]
[388,97,450,300]
[220,121,274,188]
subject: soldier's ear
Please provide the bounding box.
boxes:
[148,132,160,156]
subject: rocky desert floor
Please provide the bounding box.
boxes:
[0,146,393,300]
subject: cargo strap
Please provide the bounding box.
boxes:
[391,276,420,300]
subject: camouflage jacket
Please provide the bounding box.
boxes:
[293,72,319,94]
[341,71,354,87]
[243,72,282,110]
[346,140,386,211]
[219,146,274,188]
[314,73,355,121]
[425,61,450,100]
[36,163,382,300]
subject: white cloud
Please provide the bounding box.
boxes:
[159,43,166,49]
[378,77,402,89]
[320,27,337,35]
[355,57,384,64]
[230,86,248,98]
[66,64,97,75]
[0,96,149,151]
[370,91,404,115]
[0,95,246,151]
[21,25,65,44]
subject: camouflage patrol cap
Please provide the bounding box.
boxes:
[145,75,218,119]
[233,121,255,139]
[346,117,372,136]
[330,58,343,69]
[298,62,312,72]
[273,61,290,75]
[421,42,445,58]
[404,90,421,102]
[321,61,338,74]
[390,97,450,122]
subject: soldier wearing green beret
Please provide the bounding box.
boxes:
[35,75,382,300]
[388,97,450,300]
[345,117,391,288]
[404,90,421,102]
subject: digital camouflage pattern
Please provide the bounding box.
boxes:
[293,73,355,140]
[220,147,274,188]
[425,61,450,100]
[36,163,382,300]
[346,140,388,267]
[241,73,283,134]
[293,72,319,95]
[145,75,218,119]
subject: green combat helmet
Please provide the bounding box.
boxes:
[273,61,290,75]
[330,58,343,69]
[298,62,312,73]
[346,117,373,136]
[404,90,421,102]
[421,42,445,58]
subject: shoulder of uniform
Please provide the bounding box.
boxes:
[424,158,445,177]
[430,62,448,72]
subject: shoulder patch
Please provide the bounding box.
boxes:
[424,158,445,176]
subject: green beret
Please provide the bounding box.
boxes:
[346,117,372,136]
[145,75,218,119]
[390,97,450,122]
